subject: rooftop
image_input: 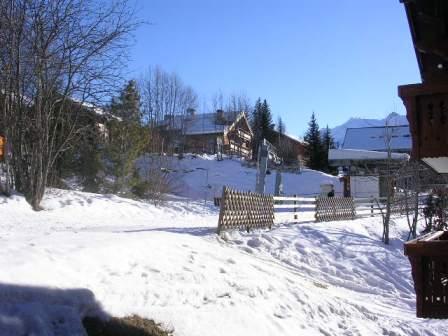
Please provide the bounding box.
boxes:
[159,111,247,135]
[342,125,412,152]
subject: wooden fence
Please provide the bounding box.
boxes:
[217,187,425,232]
[217,187,274,234]
[273,195,316,221]
[315,197,356,222]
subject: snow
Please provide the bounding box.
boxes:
[0,155,445,336]
[138,154,343,199]
[422,157,448,174]
[329,148,410,161]
[282,132,304,143]
[342,125,411,153]
[331,113,409,146]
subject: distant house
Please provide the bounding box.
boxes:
[342,125,412,153]
[272,131,305,166]
[329,148,409,197]
[159,109,253,158]
[331,125,411,198]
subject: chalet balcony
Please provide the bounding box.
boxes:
[398,0,448,174]
[404,231,448,318]
[399,83,448,173]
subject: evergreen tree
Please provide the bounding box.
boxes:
[111,80,141,124]
[107,82,148,193]
[250,98,275,159]
[322,125,336,173]
[251,98,263,159]
[304,112,325,170]
[260,99,275,143]
[277,116,285,136]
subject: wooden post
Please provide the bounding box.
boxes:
[294,194,298,220]
[216,186,227,234]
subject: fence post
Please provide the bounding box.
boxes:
[294,194,298,220]
[370,198,374,217]
[216,186,227,234]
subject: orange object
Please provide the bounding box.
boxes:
[0,135,5,160]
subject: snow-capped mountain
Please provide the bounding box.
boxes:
[331,112,408,146]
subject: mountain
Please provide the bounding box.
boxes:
[331,112,408,146]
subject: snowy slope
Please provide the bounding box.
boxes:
[0,188,445,336]
[331,112,409,146]
[138,154,343,200]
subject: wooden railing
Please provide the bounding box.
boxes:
[273,195,316,221]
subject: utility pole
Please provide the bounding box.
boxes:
[256,139,269,194]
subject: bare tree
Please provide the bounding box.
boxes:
[140,66,198,125]
[0,0,139,209]
[382,121,393,244]
[140,66,198,154]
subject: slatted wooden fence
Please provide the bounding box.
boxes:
[315,197,356,222]
[217,187,274,234]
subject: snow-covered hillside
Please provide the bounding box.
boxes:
[0,185,444,336]
[138,154,343,200]
[331,112,408,146]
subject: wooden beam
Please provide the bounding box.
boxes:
[415,40,448,61]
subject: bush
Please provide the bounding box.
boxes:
[133,155,181,204]
[83,315,171,336]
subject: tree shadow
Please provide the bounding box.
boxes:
[0,283,169,336]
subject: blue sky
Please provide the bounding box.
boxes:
[129,0,420,136]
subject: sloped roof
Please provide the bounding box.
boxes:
[342,125,412,152]
[160,111,249,135]
[272,130,304,144]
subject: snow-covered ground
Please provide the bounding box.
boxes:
[0,185,445,336]
[138,154,343,200]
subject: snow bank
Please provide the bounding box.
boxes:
[0,188,444,336]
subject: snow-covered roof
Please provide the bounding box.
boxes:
[342,125,411,152]
[281,131,304,143]
[271,130,304,145]
[422,157,448,174]
[160,111,247,135]
[329,149,409,162]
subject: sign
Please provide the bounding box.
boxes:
[0,135,5,161]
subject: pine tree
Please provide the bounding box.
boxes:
[251,98,262,158]
[107,81,148,193]
[304,112,325,170]
[322,125,336,173]
[250,98,275,159]
[277,116,285,136]
[260,99,275,143]
[111,80,141,124]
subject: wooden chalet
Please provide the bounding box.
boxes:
[159,109,253,158]
[400,0,448,320]
[399,0,448,174]
[272,130,305,165]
